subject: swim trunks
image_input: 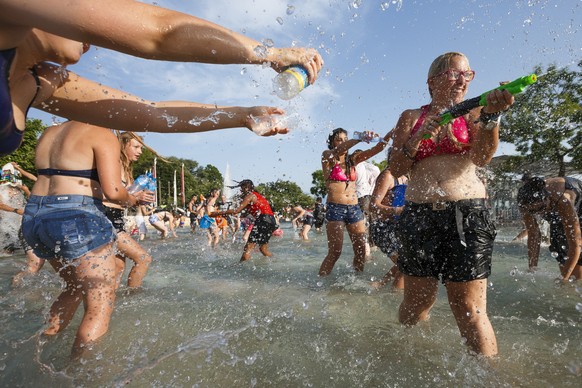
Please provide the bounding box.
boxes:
[396,199,495,282]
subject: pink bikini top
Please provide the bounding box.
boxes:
[328,163,357,182]
[410,105,471,161]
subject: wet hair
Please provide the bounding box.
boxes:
[517,176,549,207]
[326,128,347,150]
[427,52,469,98]
[229,179,254,192]
[118,132,143,184]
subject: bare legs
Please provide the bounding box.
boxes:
[319,220,367,276]
[398,275,498,357]
[44,244,117,357]
[113,231,153,289]
[12,250,45,286]
[300,224,312,240]
[240,242,272,262]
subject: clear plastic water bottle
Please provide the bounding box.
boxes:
[273,66,309,100]
[127,174,150,194]
[353,131,387,143]
[145,173,157,192]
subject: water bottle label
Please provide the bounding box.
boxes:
[285,66,308,91]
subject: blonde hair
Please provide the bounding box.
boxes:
[118,132,143,185]
[427,52,469,98]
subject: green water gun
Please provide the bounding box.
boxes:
[437,74,538,126]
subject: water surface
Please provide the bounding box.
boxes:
[1,224,581,387]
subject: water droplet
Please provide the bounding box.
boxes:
[276,17,284,25]
[262,39,275,48]
[286,5,295,15]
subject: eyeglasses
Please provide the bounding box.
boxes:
[430,69,476,82]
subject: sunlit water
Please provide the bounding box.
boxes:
[1,223,581,387]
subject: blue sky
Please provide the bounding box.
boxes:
[29,0,581,192]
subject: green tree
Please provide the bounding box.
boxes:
[310,169,326,198]
[258,180,313,211]
[131,147,222,207]
[0,119,45,187]
[501,62,582,176]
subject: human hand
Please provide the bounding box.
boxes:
[270,47,324,84]
[482,89,514,114]
[134,190,156,205]
[246,107,290,136]
[417,115,442,141]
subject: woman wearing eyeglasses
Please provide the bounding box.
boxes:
[389,52,514,357]
[517,175,582,282]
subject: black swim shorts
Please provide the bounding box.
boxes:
[248,214,277,245]
[396,199,496,283]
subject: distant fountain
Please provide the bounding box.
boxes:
[222,162,235,202]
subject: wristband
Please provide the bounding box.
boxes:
[479,111,501,131]
[479,110,501,123]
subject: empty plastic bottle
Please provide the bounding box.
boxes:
[273,66,309,100]
[145,173,157,192]
[127,174,150,194]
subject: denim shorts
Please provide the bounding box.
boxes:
[325,202,365,225]
[396,199,496,283]
[22,195,116,261]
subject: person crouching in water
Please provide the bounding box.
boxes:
[211,180,277,261]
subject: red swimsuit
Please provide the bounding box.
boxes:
[410,105,471,161]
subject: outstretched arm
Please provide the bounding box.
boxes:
[34,64,288,136]
[12,163,37,181]
[1,0,323,82]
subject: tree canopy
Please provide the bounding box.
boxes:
[501,61,582,176]
[258,180,314,211]
[0,119,44,186]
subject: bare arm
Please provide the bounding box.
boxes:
[218,193,255,216]
[93,128,137,207]
[469,90,514,167]
[352,135,389,165]
[34,64,288,136]
[388,110,421,178]
[370,169,401,219]
[12,163,37,181]
[1,0,322,82]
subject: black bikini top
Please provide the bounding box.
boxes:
[37,168,100,183]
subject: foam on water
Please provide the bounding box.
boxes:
[1,223,581,386]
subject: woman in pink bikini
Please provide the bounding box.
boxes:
[389,52,514,356]
[318,128,389,276]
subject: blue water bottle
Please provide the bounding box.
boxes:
[127,174,149,194]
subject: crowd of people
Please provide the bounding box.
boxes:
[1,1,580,363]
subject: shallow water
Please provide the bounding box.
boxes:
[1,224,581,387]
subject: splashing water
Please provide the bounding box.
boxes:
[2,224,582,386]
[160,113,178,127]
[188,110,235,126]
[380,0,403,11]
